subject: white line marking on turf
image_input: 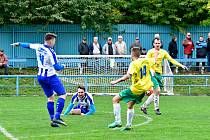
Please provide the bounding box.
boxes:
[19,130,99,139]
[19,112,153,139]
[0,125,18,140]
[105,112,153,130]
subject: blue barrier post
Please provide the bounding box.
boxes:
[84,76,88,92]
[16,76,19,96]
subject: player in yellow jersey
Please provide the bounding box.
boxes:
[141,38,188,115]
[108,48,154,131]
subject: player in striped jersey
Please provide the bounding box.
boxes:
[64,85,96,116]
[141,38,188,115]
[11,33,67,127]
[108,48,154,130]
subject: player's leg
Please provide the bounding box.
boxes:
[3,64,8,75]
[38,76,59,127]
[140,75,160,114]
[108,94,122,128]
[153,73,163,115]
[70,106,82,115]
[141,89,154,114]
[51,75,67,126]
[124,101,135,130]
[153,87,161,115]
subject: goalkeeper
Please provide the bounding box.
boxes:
[140,38,187,115]
[64,85,96,116]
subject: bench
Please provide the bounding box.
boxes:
[174,58,207,74]
[8,58,27,70]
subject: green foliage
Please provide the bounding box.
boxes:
[0,0,209,32]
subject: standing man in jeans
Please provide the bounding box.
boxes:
[0,49,8,75]
[206,32,210,72]
[182,32,194,67]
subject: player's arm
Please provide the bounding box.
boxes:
[111,63,133,85]
[111,73,130,85]
[64,95,76,115]
[11,42,40,50]
[85,93,96,115]
[85,104,96,115]
[49,50,64,71]
[165,51,188,70]
[63,103,74,115]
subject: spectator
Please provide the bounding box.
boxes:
[130,37,142,53]
[206,32,210,72]
[89,37,102,55]
[195,35,207,71]
[102,37,116,55]
[115,35,127,55]
[141,48,147,55]
[78,37,89,55]
[168,36,178,71]
[182,32,194,67]
[0,49,8,75]
[64,85,96,116]
[152,34,163,48]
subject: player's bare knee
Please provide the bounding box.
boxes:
[112,95,120,103]
[59,94,66,100]
[47,95,55,102]
[127,102,134,109]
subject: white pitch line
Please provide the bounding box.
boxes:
[0,125,18,140]
[19,130,99,139]
[20,112,153,139]
[105,112,153,130]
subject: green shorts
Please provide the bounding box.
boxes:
[151,72,163,89]
[119,88,145,104]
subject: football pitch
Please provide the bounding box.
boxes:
[0,96,210,140]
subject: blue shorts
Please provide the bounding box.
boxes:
[38,75,66,98]
[73,105,89,114]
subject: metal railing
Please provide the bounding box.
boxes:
[0,75,210,96]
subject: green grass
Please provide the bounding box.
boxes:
[0,96,210,140]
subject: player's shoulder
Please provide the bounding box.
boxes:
[147,48,155,53]
[72,92,78,98]
[160,49,167,53]
[86,92,93,99]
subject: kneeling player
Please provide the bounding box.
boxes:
[64,85,96,116]
[108,48,154,131]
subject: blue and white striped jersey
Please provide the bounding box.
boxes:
[29,44,58,77]
[71,92,94,109]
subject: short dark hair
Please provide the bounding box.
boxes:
[45,33,57,41]
[77,85,85,91]
[172,36,177,41]
[0,49,4,52]
[131,48,140,58]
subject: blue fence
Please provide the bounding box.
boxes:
[0,75,209,96]
[1,24,210,67]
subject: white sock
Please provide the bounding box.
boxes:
[154,94,159,110]
[113,103,121,123]
[126,109,134,127]
[142,94,154,108]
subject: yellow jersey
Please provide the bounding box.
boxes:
[147,48,183,74]
[128,58,154,95]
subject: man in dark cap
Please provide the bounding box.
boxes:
[0,49,8,75]
[78,37,89,55]
[130,37,142,54]
[11,33,67,127]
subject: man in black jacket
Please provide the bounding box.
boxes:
[78,37,89,55]
[206,33,210,72]
[168,36,178,71]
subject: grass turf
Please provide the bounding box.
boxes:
[0,96,210,140]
